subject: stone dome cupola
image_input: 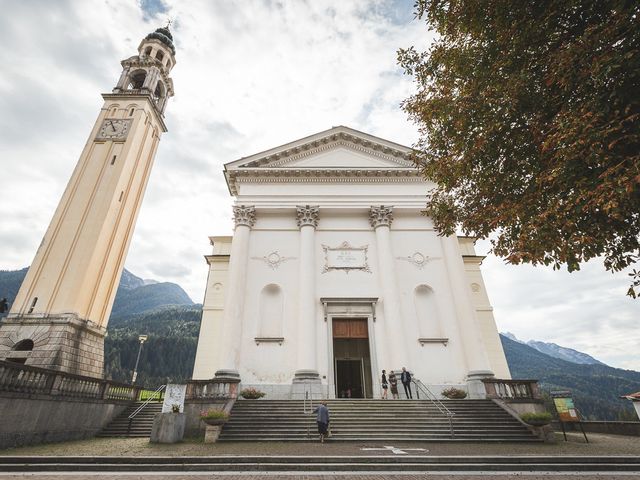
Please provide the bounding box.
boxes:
[112,26,176,115]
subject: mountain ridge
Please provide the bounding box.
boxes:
[501,331,606,366]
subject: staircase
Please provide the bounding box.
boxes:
[218,399,540,442]
[98,401,163,438]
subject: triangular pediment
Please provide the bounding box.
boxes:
[224,126,420,195]
[225,126,414,171]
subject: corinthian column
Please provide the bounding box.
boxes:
[293,205,321,384]
[370,206,406,370]
[214,205,256,381]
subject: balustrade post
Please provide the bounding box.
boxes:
[530,381,541,400]
[483,380,497,398]
[50,373,64,396]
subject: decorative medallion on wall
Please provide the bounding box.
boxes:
[396,252,440,270]
[251,251,296,270]
[322,241,371,274]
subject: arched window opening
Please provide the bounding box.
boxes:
[144,46,152,56]
[127,70,146,90]
[129,108,134,116]
[13,339,34,351]
[258,284,283,338]
[154,81,165,100]
[155,50,164,62]
[414,285,442,338]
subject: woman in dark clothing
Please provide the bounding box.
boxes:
[313,401,330,443]
[381,369,389,399]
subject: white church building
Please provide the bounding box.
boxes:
[192,126,510,399]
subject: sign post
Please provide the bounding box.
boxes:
[551,390,588,443]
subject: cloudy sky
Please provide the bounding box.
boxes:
[0,0,638,370]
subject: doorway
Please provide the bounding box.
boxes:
[332,318,373,398]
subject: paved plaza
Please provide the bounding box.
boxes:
[0,432,637,457]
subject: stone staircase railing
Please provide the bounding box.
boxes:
[482,378,542,400]
[0,359,142,401]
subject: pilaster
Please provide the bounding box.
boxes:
[214,206,256,381]
[293,205,321,384]
[370,205,407,371]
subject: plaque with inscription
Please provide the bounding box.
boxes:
[322,241,371,274]
[162,383,187,413]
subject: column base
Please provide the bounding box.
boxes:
[292,369,321,383]
[214,369,241,382]
[466,369,494,399]
[291,370,325,400]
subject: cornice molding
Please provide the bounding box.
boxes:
[228,169,423,195]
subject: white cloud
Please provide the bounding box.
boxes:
[0,0,638,371]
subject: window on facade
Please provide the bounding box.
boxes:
[156,50,164,62]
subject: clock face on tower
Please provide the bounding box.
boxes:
[97,119,131,141]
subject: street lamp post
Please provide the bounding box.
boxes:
[131,335,148,384]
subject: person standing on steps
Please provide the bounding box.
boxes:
[313,401,330,443]
[389,371,399,399]
[401,367,413,399]
[381,369,389,399]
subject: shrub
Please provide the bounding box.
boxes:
[441,387,467,399]
[199,409,229,421]
[171,404,180,413]
[520,412,553,425]
[240,387,266,399]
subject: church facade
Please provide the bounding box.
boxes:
[193,126,510,399]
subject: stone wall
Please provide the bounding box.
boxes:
[0,315,105,378]
[0,392,128,449]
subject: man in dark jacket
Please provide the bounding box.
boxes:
[401,367,412,399]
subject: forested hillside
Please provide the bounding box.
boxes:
[104,304,201,386]
[501,335,639,420]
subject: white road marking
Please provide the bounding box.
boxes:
[360,445,428,455]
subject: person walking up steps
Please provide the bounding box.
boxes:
[381,370,389,399]
[401,367,412,399]
[389,371,399,399]
[313,401,330,443]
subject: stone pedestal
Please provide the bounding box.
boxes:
[0,314,106,377]
[291,372,325,400]
[466,370,495,399]
[150,412,185,444]
[204,425,223,443]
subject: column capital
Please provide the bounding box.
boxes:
[296,205,319,228]
[232,205,256,228]
[369,205,393,229]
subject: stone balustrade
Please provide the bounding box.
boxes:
[482,378,541,400]
[186,378,240,400]
[0,360,141,401]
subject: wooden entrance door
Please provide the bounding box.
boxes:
[332,318,368,339]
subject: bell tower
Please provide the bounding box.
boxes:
[0,27,176,377]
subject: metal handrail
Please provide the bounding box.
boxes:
[302,383,313,438]
[410,376,456,439]
[127,384,166,434]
